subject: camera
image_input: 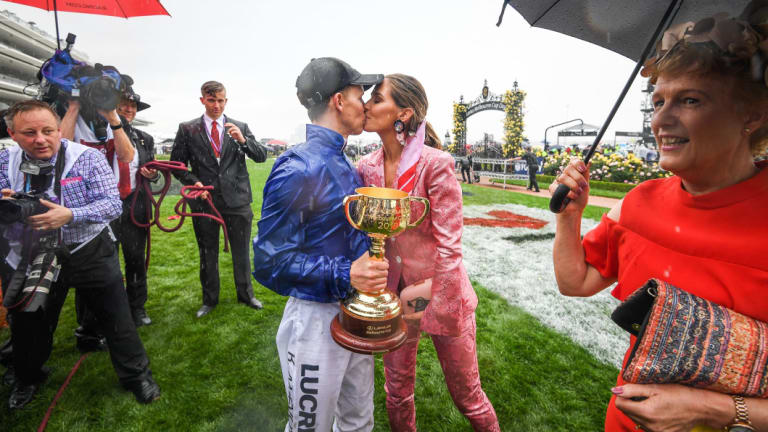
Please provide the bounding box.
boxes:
[0,191,61,313]
[0,192,48,225]
[37,33,133,115]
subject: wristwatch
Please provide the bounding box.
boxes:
[725,395,755,431]
[109,122,123,131]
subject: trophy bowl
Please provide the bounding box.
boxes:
[330,187,429,355]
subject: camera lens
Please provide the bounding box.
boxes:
[84,77,120,111]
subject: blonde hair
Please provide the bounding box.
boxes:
[385,74,442,149]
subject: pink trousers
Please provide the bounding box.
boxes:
[382,314,500,431]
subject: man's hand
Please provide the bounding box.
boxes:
[350,252,388,293]
[97,108,121,126]
[26,199,73,230]
[66,99,80,113]
[193,182,210,200]
[1,188,13,199]
[140,167,158,179]
[224,123,246,144]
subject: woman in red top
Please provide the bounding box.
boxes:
[357,74,499,431]
[551,6,768,432]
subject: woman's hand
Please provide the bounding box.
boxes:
[402,311,423,325]
[548,157,590,216]
[613,384,727,432]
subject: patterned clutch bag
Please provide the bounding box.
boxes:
[611,279,768,397]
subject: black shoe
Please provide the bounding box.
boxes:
[196,305,215,318]
[75,326,107,353]
[8,366,48,410]
[132,309,152,327]
[2,366,15,387]
[9,381,40,409]
[127,378,161,404]
[239,298,263,310]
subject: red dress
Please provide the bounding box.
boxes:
[582,161,768,431]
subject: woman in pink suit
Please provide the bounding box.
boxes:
[357,74,499,432]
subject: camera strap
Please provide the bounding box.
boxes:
[54,141,65,246]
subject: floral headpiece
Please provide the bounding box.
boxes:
[641,0,768,87]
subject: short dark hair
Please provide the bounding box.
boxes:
[201,81,226,97]
[306,85,354,122]
[4,100,60,132]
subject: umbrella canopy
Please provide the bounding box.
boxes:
[498,0,751,212]
[4,0,170,18]
[3,0,170,49]
[502,1,746,61]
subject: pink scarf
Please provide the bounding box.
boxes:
[395,121,425,193]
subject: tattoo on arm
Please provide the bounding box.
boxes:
[408,297,430,312]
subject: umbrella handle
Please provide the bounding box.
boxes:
[549,183,571,213]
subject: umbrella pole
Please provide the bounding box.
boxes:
[549,0,683,213]
[53,0,60,50]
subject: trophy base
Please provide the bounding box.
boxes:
[330,313,408,355]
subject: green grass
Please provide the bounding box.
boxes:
[490,178,627,199]
[0,159,618,431]
[461,182,610,221]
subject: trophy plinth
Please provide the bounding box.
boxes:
[331,187,430,355]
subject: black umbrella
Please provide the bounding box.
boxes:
[497,0,749,212]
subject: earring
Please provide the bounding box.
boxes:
[745,128,751,133]
[393,119,405,145]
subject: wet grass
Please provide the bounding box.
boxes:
[461,182,610,221]
[0,159,618,431]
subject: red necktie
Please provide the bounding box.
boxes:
[118,161,131,199]
[210,121,221,158]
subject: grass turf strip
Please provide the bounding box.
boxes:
[0,160,618,431]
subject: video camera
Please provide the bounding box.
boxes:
[37,33,133,126]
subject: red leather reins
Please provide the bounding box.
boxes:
[129,160,230,269]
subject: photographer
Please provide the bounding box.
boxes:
[0,100,160,409]
[113,88,158,327]
[60,83,135,350]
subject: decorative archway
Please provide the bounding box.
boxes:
[451,80,526,157]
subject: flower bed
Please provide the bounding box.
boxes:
[541,151,672,184]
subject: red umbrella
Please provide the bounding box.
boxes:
[3,0,170,48]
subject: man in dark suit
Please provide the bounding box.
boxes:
[170,81,267,318]
[114,88,158,326]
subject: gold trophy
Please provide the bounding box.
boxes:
[330,187,430,354]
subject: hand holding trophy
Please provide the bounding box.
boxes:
[330,187,430,354]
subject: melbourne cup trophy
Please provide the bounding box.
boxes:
[330,187,429,354]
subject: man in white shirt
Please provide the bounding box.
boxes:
[170,81,267,318]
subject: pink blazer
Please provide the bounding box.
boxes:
[357,146,478,337]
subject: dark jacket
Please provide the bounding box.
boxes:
[170,115,266,209]
[523,151,539,169]
[122,116,155,170]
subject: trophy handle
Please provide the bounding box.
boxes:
[343,194,363,230]
[407,197,430,228]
